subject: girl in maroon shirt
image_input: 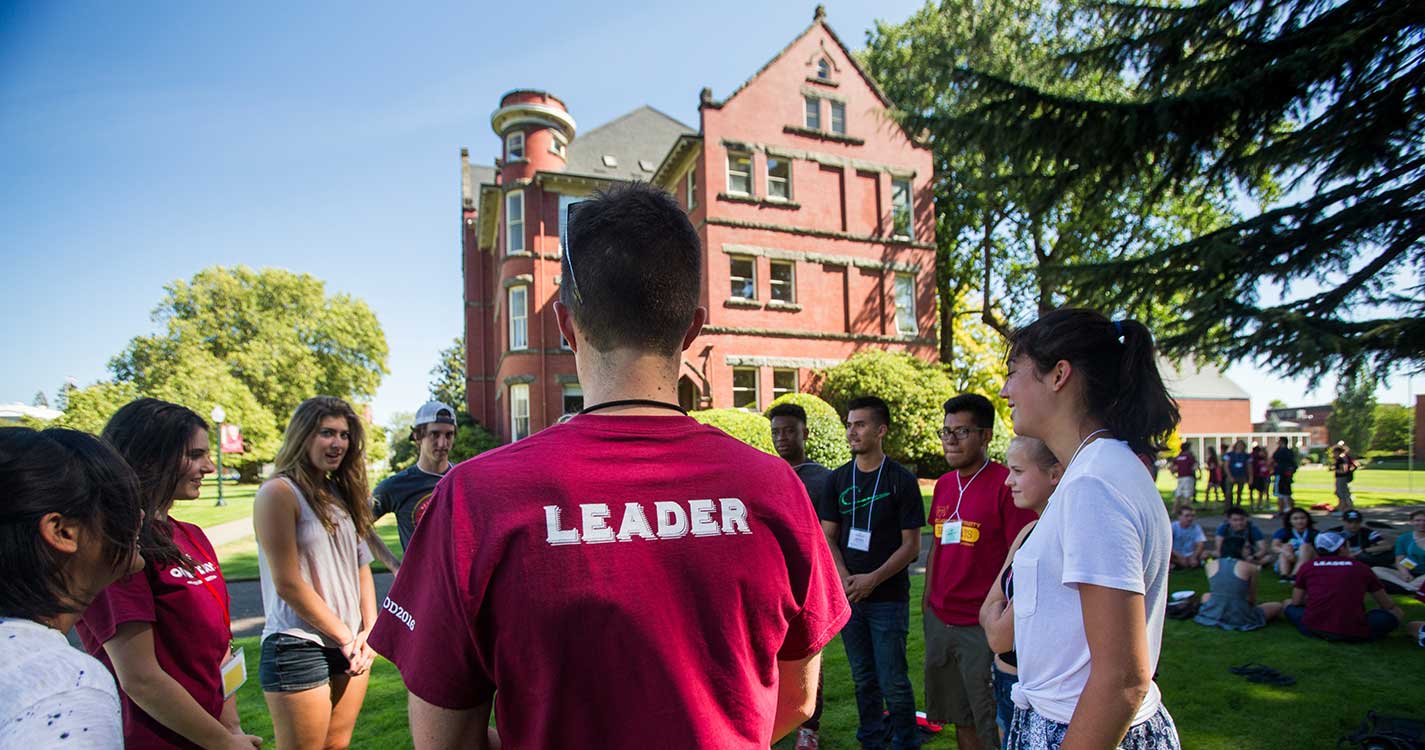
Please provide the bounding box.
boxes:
[78,399,260,750]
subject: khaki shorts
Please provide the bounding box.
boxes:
[923,608,998,747]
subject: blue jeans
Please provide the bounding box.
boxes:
[841,600,920,750]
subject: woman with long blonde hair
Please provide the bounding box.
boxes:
[254,397,376,749]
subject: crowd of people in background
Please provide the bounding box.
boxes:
[1,184,1421,750]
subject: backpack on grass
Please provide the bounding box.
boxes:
[1337,711,1425,750]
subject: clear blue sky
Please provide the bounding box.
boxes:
[1,0,1414,426]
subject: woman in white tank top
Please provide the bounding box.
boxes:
[998,309,1182,750]
[254,397,377,750]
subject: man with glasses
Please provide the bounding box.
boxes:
[369,184,848,749]
[924,394,1037,750]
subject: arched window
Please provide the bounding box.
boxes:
[816,58,831,79]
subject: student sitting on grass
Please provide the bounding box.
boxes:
[1216,507,1268,564]
[1271,507,1318,581]
[1330,510,1392,568]
[1170,506,1206,570]
[1192,537,1283,632]
[1284,532,1403,642]
[1372,508,1425,594]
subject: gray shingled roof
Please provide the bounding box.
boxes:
[1160,356,1251,400]
[564,106,696,181]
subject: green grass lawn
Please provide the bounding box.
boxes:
[168,481,260,527]
[1151,467,1425,513]
[223,571,1424,750]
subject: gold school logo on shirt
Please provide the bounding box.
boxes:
[544,498,752,546]
[932,520,982,546]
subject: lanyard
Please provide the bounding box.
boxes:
[950,459,988,521]
[1292,528,1309,546]
[852,457,886,532]
[1067,429,1110,470]
[172,522,232,640]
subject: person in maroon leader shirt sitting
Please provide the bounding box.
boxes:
[1284,531,1403,642]
[78,399,261,750]
[369,183,849,750]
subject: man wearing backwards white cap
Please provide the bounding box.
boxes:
[367,401,458,573]
[1283,531,1403,642]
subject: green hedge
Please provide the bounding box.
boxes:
[689,408,775,454]
[765,392,852,469]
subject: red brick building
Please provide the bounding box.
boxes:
[461,8,936,442]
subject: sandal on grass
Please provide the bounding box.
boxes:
[1228,663,1271,677]
[1229,663,1295,686]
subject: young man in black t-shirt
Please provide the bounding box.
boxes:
[817,396,925,750]
[1330,509,1392,567]
[368,401,457,572]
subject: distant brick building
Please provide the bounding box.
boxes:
[1263,404,1333,448]
[461,8,936,442]
[1160,357,1253,436]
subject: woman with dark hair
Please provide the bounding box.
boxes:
[998,308,1181,750]
[255,397,376,750]
[1248,445,1270,511]
[1192,536,1284,631]
[1203,446,1222,505]
[1270,507,1318,582]
[0,427,144,748]
[77,399,261,750]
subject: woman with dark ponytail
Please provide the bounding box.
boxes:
[78,399,261,750]
[998,309,1181,750]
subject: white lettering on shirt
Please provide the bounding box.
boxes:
[1312,560,1354,567]
[382,596,416,631]
[543,498,754,546]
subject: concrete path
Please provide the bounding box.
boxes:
[206,516,257,546]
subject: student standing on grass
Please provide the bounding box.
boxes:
[1269,437,1297,514]
[1192,537,1284,632]
[817,396,924,750]
[0,427,145,749]
[368,184,847,749]
[78,400,261,750]
[1224,441,1250,505]
[1204,446,1223,505]
[1372,508,1425,594]
[769,402,834,750]
[1270,507,1318,582]
[1249,446,1271,511]
[980,436,1060,750]
[1171,444,1197,505]
[255,397,377,750]
[1331,444,1358,515]
[366,401,458,574]
[1284,532,1403,641]
[925,394,1037,750]
[999,308,1181,750]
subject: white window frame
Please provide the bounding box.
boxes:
[894,272,917,336]
[816,58,831,80]
[804,96,821,130]
[685,167,697,209]
[729,256,756,300]
[508,285,528,350]
[557,193,577,254]
[562,384,584,415]
[772,369,798,400]
[506,131,525,161]
[726,151,752,196]
[510,384,530,441]
[769,260,795,303]
[829,101,846,135]
[549,132,567,158]
[732,367,760,412]
[766,157,791,201]
[505,190,525,254]
[891,178,912,239]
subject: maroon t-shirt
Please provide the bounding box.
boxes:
[1295,555,1384,639]
[77,519,230,750]
[1173,454,1196,478]
[369,414,850,749]
[926,461,1038,625]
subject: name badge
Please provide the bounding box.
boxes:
[848,528,872,552]
[1404,558,1418,571]
[221,646,247,699]
[941,520,963,545]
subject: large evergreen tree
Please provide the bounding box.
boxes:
[938,0,1423,378]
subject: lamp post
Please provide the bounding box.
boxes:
[210,405,226,507]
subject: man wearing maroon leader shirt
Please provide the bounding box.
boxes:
[368,184,850,749]
[924,394,1037,750]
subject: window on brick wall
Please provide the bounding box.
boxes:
[804,96,821,130]
[829,101,846,134]
[767,157,791,201]
[510,384,530,441]
[894,272,917,336]
[508,286,529,350]
[729,256,756,300]
[816,58,831,80]
[769,260,795,303]
[733,368,759,411]
[772,369,798,400]
[562,384,584,415]
[891,179,912,239]
[727,151,752,195]
[506,131,525,161]
[506,190,525,254]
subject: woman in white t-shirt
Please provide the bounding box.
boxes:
[999,308,1181,750]
[0,427,145,749]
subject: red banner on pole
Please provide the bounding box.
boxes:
[220,424,244,454]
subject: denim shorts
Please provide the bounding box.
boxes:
[259,633,350,692]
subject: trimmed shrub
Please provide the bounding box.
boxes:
[819,350,954,470]
[765,392,852,469]
[690,408,775,454]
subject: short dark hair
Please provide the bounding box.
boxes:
[103,398,208,567]
[1008,308,1180,456]
[846,396,891,429]
[0,427,142,621]
[561,183,702,355]
[1220,536,1247,560]
[943,394,994,429]
[1226,505,1248,518]
[767,403,807,426]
